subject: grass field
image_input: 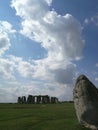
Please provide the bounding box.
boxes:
[0,103,90,130]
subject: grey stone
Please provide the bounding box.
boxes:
[73,74,98,130]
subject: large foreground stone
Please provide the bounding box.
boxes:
[73,75,98,130]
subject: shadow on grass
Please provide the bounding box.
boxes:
[75,124,91,130]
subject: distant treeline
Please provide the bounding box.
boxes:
[18,95,58,104]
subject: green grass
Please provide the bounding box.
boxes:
[0,103,90,130]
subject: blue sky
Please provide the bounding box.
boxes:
[0,0,98,102]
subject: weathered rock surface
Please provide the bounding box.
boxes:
[73,74,98,130]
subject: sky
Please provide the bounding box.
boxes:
[0,0,98,102]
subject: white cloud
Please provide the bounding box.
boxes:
[0,58,15,80]
[11,0,84,83]
[0,55,75,102]
[0,21,16,33]
[0,21,16,55]
[0,34,10,55]
[0,0,85,102]
[8,0,85,101]
[84,14,98,26]
[91,14,98,26]
[4,55,35,79]
[17,60,35,78]
[0,79,73,102]
[11,0,51,20]
[11,0,84,61]
[20,12,84,61]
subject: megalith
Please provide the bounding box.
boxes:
[73,74,98,129]
[18,97,22,104]
[51,97,58,103]
[42,95,50,104]
[37,95,42,104]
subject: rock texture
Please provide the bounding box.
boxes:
[73,75,98,130]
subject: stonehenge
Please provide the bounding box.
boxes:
[18,95,58,104]
[73,74,98,129]
[51,97,58,103]
[18,96,26,104]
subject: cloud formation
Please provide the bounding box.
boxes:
[0,21,16,55]
[11,0,84,60]
[11,0,84,83]
[0,58,15,80]
[84,14,98,26]
[0,0,84,102]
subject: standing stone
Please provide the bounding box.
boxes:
[22,96,26,104]
[27,95,33,104]
[37,95,42,104]
[51,97,58,103]
[18,97,22,104]
[73,75,98,130]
